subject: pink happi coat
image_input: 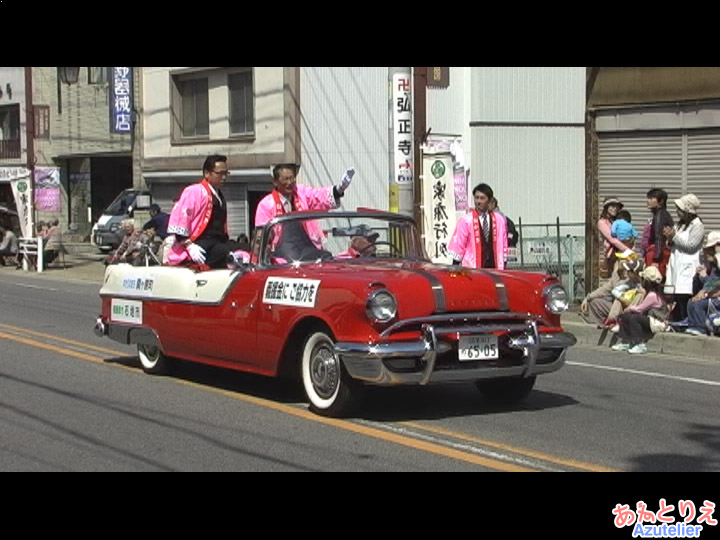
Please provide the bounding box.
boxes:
[165,179,224,266]
[447,210,508,270]
[255,184,338,252]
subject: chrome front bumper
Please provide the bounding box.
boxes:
[335,315,576,386]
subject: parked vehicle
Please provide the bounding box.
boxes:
[91,189,152,252]
[95,210,576,417]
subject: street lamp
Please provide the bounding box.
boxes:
[57,67,80,114]
[58,67,80,85]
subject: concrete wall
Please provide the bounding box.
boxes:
[299,67,390,211]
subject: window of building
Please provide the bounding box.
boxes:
[88,67,108,85]
[0,104,21,159]
[172,76,209,139]
[229,70,254,136]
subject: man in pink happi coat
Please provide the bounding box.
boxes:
[448,182,508,269]
[255,163,355,262]
[166,154,246,269]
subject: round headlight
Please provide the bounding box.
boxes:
[366,289,397,323]
[544,284,569,314]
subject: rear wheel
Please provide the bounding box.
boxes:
[301,330,354,417]
[137,344,172,375]
[475,376,536,405]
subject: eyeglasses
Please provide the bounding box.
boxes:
[211,170,230,177]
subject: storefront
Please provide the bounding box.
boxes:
[596,104,720,232]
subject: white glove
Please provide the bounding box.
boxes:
[186,242,206,264]
[338,167,355,193]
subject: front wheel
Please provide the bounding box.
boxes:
[301,330,355,417]
[475,375,536,405]
[138,344,172,375]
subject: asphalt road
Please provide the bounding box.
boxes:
[1,271,719,472]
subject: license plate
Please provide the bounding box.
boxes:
[458,334,499,361]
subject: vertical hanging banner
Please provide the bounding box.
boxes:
[110,67,133,133]
[422,151,457,264]
[392,73,413,186]
[9,175,32,238]
[34,168,61,211]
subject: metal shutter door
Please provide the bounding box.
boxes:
[598,133,683,226]
[223,182,247,240]
[687,130,720,232]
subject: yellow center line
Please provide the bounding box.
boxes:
[0,322,128,357]
[401,421,620,472]
[0,328,535,471]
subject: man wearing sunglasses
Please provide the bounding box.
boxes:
[166,154,245,269]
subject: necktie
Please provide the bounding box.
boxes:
[482,213,490,242]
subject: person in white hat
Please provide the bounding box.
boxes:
[684,231,720,336]
[597,196,631,278]
[663,193,704,321]
[612,265,670,354]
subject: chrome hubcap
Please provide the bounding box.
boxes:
[310,342,339,399]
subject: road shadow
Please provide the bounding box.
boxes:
[104,355,305,405]
[348,384,579,422]
[625,422,720,472]
[103,355,577,421]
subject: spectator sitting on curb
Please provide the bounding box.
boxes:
[611,266,670,354]
[580,254,645,328]
[684,231,720,336]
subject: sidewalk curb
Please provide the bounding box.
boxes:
[563,320,719,362]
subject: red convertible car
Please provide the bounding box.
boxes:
[95,210,576,417]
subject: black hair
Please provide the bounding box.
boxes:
[472,183,494,200]
[646,188,668,206]
[203,154,227,174]
[617,210,632,222]
[272,163,300,180]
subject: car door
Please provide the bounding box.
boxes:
[191,270,263,367]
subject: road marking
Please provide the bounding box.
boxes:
[0,329,546,471]
[0,332,108,364]
[567,361,720,387]
[400,421,619,472]
[10,283,62,292]
[0,323,127,357]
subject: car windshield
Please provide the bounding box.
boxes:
[104,190,146,216]
[253,212,428,266]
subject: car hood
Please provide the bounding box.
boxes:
[305,260,551,315]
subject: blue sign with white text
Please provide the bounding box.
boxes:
[110,67,133,134]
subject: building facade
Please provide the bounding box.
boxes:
[0,66,136,239]
[587,67,720,288]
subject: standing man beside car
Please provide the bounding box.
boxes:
[448,183,508,269]
[254,163,355,261]
[165,155,245,269]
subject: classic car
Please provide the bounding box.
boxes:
[95,210,576,417]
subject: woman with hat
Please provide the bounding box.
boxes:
[662,193,704,321]
[612,265,670,354]
[598,196,632,278]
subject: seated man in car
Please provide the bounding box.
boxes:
[336,233,378,258]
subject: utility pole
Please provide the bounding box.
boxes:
[413,66,427,233]
[24,66,35,239]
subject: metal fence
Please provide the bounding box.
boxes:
[506,219,586,303]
